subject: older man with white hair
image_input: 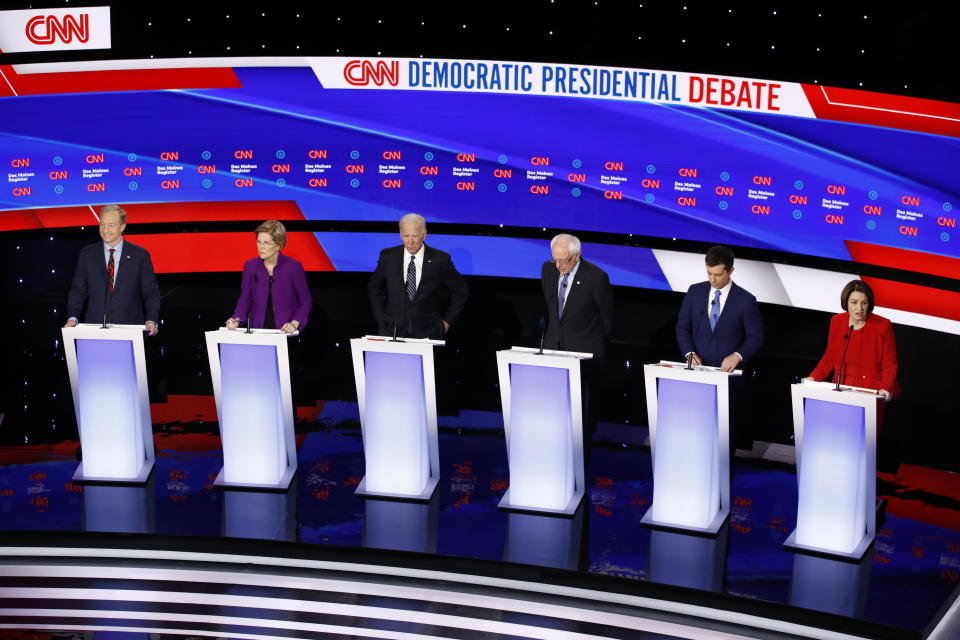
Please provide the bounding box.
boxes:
[368,213,469,339]
[541,233,615,459]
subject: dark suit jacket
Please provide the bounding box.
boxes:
[541,259,615,361]
[67,240,161,325]
[676,281,763,367]
[368,244,469,339]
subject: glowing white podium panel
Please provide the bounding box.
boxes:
[641,362,739,534]
[496,347,592,515]
[205,328,298,490]
[62,324,155,483]
[350,336,443,501]
[785,380,881,560]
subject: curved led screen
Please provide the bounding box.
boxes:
[0,57,958,332]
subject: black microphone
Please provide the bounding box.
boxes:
[100,260,113,329]
[245,273,257,334]
[537,316,547,355]
[685,352,694,370]
[834,324,855,392]
[390,321,400,342]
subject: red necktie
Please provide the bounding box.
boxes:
[107,248,115,292]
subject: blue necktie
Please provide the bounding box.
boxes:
[710,288,721,331]
[558,273,570,318]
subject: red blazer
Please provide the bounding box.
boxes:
[809,312,900,396]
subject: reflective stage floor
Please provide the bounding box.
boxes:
[0,400,958,639]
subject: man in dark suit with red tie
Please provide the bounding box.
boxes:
[64,204,161,335]
[368,213,469,339]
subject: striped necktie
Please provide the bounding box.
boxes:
[710,288,721,330]
[106,248,116,292]
[558,273,570,318]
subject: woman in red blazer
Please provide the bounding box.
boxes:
[804,279,899,401]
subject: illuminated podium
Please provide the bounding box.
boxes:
[350,336,444,501]
[496,347,592,515]
[784,380,881,560]
[205,328,298,491]
[641,361,739,534]
[62,323,156,483]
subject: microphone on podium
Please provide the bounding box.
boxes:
[834,324,855,392]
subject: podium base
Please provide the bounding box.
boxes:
[214,464,296,492]
[72,460,155,485]
[784,529,875,561]
[497,488,584,517]
[640,505,730,536]
[354,475,439,502]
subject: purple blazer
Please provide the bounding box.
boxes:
[232,253,312,330]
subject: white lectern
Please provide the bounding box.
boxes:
[785,380,881,559]
[641,361,740,534]
[496,347,592,515]
[350,336,443,501]
[62,324,155,483]
[205,328,298,490]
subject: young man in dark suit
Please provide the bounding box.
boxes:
[676,245,764,451]
[64,204,161,335]
[541,233,616,463]
[368,213,469,339]
[675,245,764,370]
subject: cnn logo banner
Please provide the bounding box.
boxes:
[0,7,111,53]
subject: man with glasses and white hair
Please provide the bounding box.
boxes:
[541,234,615,459]
[541,233,615,361]
[368,213,469,339]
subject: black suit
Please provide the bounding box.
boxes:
[368,244,469,339]
[541,258,615,463]
[540,259,615,361]
[67,240,161,325]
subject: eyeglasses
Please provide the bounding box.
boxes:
[256,240,277,247]
[551,256,577,265]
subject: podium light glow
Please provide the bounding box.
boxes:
[362,351,429,496]
[650,378,719,529]
[795,398,866,553]
[218,343,286,485]
[75,339,143,479]
[507,363,573,511]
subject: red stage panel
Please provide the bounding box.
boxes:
[0,200,305,231]
[0,66,242,97]
[127,231,335,273]
[802,84,960,138]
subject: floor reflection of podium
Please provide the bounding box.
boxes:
[222,484,297,542]
[647,522,729,592]
[789,552,871,618]
[362,493,439,554]
[82,476,156,534]
[503,508,585,571]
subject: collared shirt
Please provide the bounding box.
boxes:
[402,244,425,289]
[706,280,733,317]
[104,238,124,285]
[557,259,581,306]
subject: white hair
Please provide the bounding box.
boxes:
[550,233,581,256]
[399,213,426,231]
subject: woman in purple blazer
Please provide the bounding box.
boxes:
[225,220,312,333]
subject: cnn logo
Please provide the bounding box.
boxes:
[343,60,400,87]
[25,13,89,45]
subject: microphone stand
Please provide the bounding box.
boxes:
[100,266,112,329]
[834,324,855,392]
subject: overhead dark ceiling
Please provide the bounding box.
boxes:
[1,2,954,103]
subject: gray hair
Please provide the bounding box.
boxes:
[550,233,581,256]
[99,204,127,224]
[399,213,426,231]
